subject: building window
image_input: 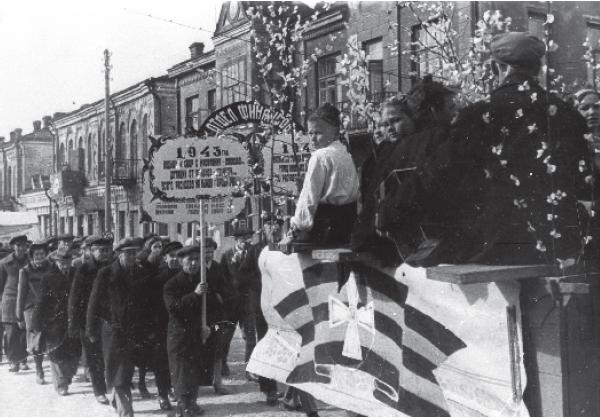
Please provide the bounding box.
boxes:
[58,143,66,169]
[59,217,65,234]
[77,215,84,237]
[129,120,138,163]
[222,58,247,105]
[7,167,12,197]
[116,123,126,161]
[141,115,149,159]
[364,38,384,100]
[67,216,74,234]
[587,23,600,88]
[118,211,126,239]
[208,89,216,114]
[317,54,341,105]
[187,222,194,238]
[87,134,93,176]
[411,22,450,83]
[158,222,169,236]
[78,137,85,172]
[87,214,94,235]
[130,210,138,237]
[185,95,200,131]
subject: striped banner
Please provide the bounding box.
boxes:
[248,249,528,417]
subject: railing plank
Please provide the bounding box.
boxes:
[426,264,554,284]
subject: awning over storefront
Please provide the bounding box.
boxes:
[0,211,41,243]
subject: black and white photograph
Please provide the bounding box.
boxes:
[1,0,600,417]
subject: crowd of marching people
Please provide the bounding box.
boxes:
[0,229,305,417]
[1,31,600,418]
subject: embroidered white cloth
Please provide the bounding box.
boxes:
[290,141,359,231]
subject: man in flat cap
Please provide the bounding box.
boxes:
[132,236,174,410]
[0,235,30,373]
[432,32,595,265]
[279,103,359,251]
[163,239,234,416]
[68,235,112,405]
[86,237,146,416]
[56,234,75,253]
[31,249,81,396]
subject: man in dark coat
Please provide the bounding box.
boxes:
[68,236,112,405]
[163,240,235,417]
[435,32,595,266]
[17,242,54,384]
[133,237,176,410]
[31,249,81,395]
[86,237,146,417]
[0,235,30,372]
[219,228,280,405]
[219,228,257,367]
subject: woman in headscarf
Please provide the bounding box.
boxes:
[353,75,458,266]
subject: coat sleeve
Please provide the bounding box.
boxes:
[86,267,109,340]
[0,262,7,305]
[16,267,28,321]
[163,276,202,319]
[30,277,49,332]
[68,265,85,334]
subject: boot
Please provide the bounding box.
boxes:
[138,368,152,399]
[8,362,19,373]
[34,355,45,384]
[212,359,232,395]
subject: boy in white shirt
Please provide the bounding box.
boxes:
[280,103,359,249]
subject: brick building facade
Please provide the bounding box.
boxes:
[48,77,177,243]
[4,1,600,245]
[0,118,54,233]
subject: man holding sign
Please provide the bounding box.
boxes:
[163,240,234,417]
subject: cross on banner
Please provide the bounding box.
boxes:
[328,272,375,360]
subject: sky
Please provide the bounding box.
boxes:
[0,0,223,139]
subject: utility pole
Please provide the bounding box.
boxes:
[104,49,112,235]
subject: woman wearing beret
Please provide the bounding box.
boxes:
[16,242,54,384]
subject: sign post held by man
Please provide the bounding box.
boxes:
[142,101,306,339]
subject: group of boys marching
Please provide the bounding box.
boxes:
[0,228,277,416]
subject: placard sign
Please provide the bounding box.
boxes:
[142,136,249,224]
[263,135,312,197]
[199,101,310,197]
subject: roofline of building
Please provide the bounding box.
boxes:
[166,49,216,78]
[53,75,172,127]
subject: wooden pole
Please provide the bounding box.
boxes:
[104,49,112,236]
[199,198,207,342]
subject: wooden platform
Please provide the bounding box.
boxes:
[426,264,555,284]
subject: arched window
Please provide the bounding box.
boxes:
[7,167,12,196]
[78,137,85,172]
[99,122,105,158]
[59,143,66,168]
[87,134,93,175]
[129,120,138,162]
[141,114,148,159]
[116,122,125,161]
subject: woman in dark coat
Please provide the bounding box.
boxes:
[31,249,81,395]
[16,242,54,384]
